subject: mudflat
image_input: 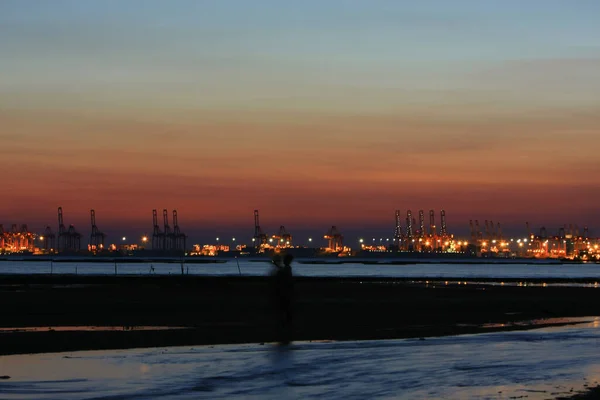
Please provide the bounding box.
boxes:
[1,274,600,355]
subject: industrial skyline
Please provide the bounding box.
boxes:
[0,207,596,254]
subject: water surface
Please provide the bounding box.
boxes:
[2,259,600,281]
[2,318,600,399]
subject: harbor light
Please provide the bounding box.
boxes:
[122,237,126,241]
[142,236,148,242]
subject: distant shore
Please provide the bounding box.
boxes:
[0,253,584,265]
[2,274,600,356]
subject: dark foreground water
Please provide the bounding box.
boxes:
[2,318,600,399]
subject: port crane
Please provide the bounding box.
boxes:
[151,209,163,250]
[57,207,80,252]
[273,225,292,247]
[393,210,404,248]
[324,226,343,251]
[162,209,172,250]
[253,210,268,249]
[172,210,187,251]
[89,209,106,251]
[42,226,55,252]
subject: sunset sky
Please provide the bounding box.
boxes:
[1,0,600,243]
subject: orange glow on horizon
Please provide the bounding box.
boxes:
[1,109,599,231]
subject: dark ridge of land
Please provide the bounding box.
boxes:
[2,274,600,355]
[558,386,600,399]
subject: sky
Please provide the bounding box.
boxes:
[1,0,599,244]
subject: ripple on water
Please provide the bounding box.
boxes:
[2,319,600,399]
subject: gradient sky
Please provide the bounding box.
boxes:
[1,0,599,244]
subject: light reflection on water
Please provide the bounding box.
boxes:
[0,326,188,333]
[2,260,600,282]
[2,319,600,399]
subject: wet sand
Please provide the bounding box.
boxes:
[2,274,600,355]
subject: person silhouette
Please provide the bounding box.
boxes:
[281,254,294,326]
[270,254,294,342]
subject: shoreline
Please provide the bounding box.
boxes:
[560,386,600,399]
[0,318,593,357]
[3,275,600,356]
[0,255,585,265]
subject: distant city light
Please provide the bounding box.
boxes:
[141,236,148,242]
[122,237,126,241]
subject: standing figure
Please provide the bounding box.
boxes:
[280,254,294,326]
[270,254,295,342]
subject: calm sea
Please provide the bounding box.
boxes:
[1,259,600,280]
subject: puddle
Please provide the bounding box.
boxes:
[0,326,189,333]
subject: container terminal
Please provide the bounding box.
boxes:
[1,207,598,261]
